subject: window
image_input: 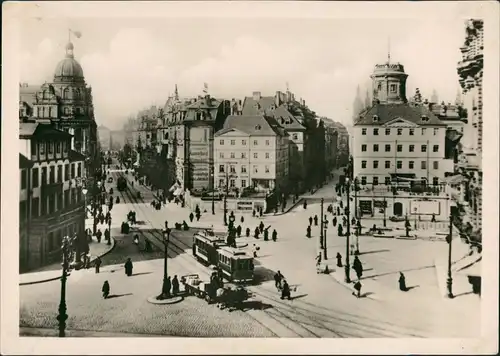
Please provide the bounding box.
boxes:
[230,165,236,173]
[41,167,47,185]
[241,179,247,188]
[373,144,379,152]
[230,152,235,159]
[39,142,45,155]
[241,165,247,173]
[421,161,427,169]
[361,160,367,169]
[265,165,270,173]
[71,164,75,178]
[409,161,414,169]
[64,190,69,208]
[77,163,82,177]
[57,192,63,211]
[421,128,427,135]
[32,197,39,217]
[385,160,390,169]
[49,166,55,184]
[433,145,439,152]
[31,141,37,156]
[421,145,427,152]
[373,161,379,169]
[361,128,367,135]
[48,194,55,214]
[373,177,379,185]
[219,152,224,158]
[385,176,391,185]
[253,140,258,146]
[385,144,391,152]
[64,164,69,180]
[433,161,439,170]
[432,177,439,185]
[253,153,258,159]
[219,179,224,187]
[397,161,402,169]
[56,142,61,153]
[373,128,379,136]
[242,140,247,145]
[409,144,415,152]
[397,128,402,135]
[361,176,367,185]
[230,179,235,188]
[361,144,367,152]
[21,170,27,189]
[265,140,270,146]
[265,152,270,159]
[241,152,246,159]
[433,128,438,135]
[385,128,391,135]
[409,128,414,136]
[220,139,224,145]
[219,165,225,173]
[292,133,298,140]
[48,141,53,154]
[397,144,402,152]
[32,168,39,187]
[390,84,397,93]
[57,165,62,183]
[253,165,258,173]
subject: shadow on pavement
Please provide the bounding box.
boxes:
[241,300,273,311]
[404,285,420,292]
[359,265,435,280]
[359,249,390,255]
[360,292,375,298]
[290,293,308,301]
[453,290,475,298]
[253,266,277,285]
[106,293,133,299]
[132,272,153,277]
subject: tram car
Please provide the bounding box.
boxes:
[117,176,127,191]
[193,230,254,283]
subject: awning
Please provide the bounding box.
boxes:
[455,255,481,273]
[444,174,467,185]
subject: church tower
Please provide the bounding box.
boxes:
[370,50,408,105]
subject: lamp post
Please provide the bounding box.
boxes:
[345,177,351,283]
[323,214,328,260]
[320,198,324,249]
[82,188,88,219]
[107,217,112,245]
[57,235,75,337]
[446,213,454,298]
[160,228,171,299]
[383,196,387,227]
[211,167,215,215]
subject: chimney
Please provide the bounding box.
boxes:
[204,94,211,106]
[253,91,261,101]
[286,91,292,102]
[275,91,282,107]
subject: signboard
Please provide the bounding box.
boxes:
[189,127,209,143]
[373,200,387,208]
[237,201,254,211]
[191,163,210,189]
[410,199,440,215]
[359,200,372,214]
[189,143,209,161]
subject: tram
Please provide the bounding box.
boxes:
[117,176,127,191]
[192,230,254,283]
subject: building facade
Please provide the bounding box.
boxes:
[213,115,289,195]
[19,122,87,272]
[97,125,111,152]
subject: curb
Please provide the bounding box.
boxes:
[266,198,304,217]
[147,295,184,305]
[19,238,117,286]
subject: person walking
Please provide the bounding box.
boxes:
[314,215,318,226]
[254,227,260,238]
[95,256,102,273]
[336,252,343,268]
[352,280,362,298]
[272,229,278,242]
[236,225,242,237]
[303,200,307,209]
[306,225,311,238]
[398,272,407,291]
[96,229,102,243]
[263,228,269,241]
[274,271,284,290]
[353,256,363,280]
[259,221,265,233]
[240,216,244,224]
[172,275,180,295]
[102,280,110,299]
[281,280,291,300]
[189,212,194,223]
[124,258,133,277]
[246,227,250,237]
[308,216,313,226]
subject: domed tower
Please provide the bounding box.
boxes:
[370,59,408,105]
[53,42,85,83]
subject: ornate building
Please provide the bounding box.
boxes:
[19,38,99,179]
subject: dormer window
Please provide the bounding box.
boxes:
[372,115,379,122]
[280,118,285,125]
[421,115,429,122]
[255,125,261,130]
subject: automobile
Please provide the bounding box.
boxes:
[107,177,114,183]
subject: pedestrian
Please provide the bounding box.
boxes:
[333,217,337,227]
[306,225,311,238]
[314,215,318,226]
[172,275,180,295]
[254,227,260,239]
[353,256,363,280]
[96,229,102,243]
[309,216,313,226]
[246,227,250,237]
[163,276,172,298]
[272,229,277,242]
[236,225,242,237]
[94,256,102,273]
[133,234,139,247]
[315,252,322,266]
[102,280,110,299]
[252,244,260,257]
[124,257,133,277]
[274,270,284,290]
[263,228,269,241]
[189,212,194,223]
[303,200,307,209]
[336,252,342,267]
[352,280,362,298]
[398,272,407,291]
[104,228,110,243]
[252,209,256,218]
[431,213,436,223]
[281,280,291,300]
[240,216,244,224]
[183,220,189,231]
[116,196,120,204]
[340,200,343,209]
[196,211,201,221]
[351,217,356,226]
[338,224,343,236]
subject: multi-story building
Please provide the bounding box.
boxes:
[455,19,484,234]
[19,38,99,179]
[214,114,289,195]
[19,122,87,272]
[109,130,125,151]
[352,60,454,220]
[322,117,339,175]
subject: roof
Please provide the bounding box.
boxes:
[242,96,276,115]
[19,153,33,169]
[355,103,446,127]
[68,150,86,162]
[446,128,463,142]
[19,122,73,139]
[217,115,282,137]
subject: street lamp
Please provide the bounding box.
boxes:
[320,198,324,249]
[345,177,351,283]
[160,228,171,299]
[107,217,112,245]
[446,213,454,298]
[323,214,329,260]
[211,167,215,215]
[57,235,75,337]
[82,188,88,219]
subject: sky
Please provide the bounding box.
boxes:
[18,14,467,130]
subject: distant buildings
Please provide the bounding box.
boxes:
[19,122,87,272]
[97,125,111,152]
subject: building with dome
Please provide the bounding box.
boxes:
[19,39,99,178]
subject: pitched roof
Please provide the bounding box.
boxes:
[19,122,72,139]
[242,96,306,131]
[217,115,281,137]
[242,96,276,115]
[355,103,446,127]
[19,153,33,169]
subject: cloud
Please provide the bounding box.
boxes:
[19,38,57,84]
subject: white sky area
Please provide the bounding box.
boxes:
[19,17,466,130]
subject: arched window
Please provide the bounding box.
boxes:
[63,88,69,99]
[48,107,52,117]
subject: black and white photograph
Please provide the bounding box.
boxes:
[1,1,498,354]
